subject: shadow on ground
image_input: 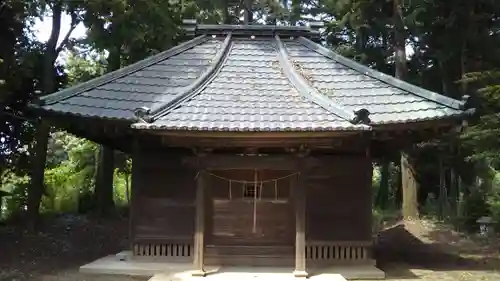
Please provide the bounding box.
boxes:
[0,213,136,281]
[374,222,500,280]
[2,214,500,281]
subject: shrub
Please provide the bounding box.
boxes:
[487,171,500,230]
[0,170,30,220]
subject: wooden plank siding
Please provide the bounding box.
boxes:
[206,170,295,246]
[131,149,196,260]
[306,155,373,242]
[130,148,373,266]
[204,169,296,266]
[305,154,374,266]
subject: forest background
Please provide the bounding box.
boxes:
[1,0,500,233]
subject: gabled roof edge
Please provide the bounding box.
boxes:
[40,35,209,105]
[297,37,466,110]
[275,35,368,125]
[143,33,233,121]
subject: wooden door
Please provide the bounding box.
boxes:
[208,169,295,246]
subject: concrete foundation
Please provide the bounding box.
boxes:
[152,269,349,281]
[79,252,385,280]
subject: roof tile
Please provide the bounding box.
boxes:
[38,29,468,131]
[43,38,223,119]
[283,40,464,124]
[151,38,361,131]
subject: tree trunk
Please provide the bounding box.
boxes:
[0,168,3,220]
[222,0,230,24]
[27,121,50,227]
[0,173,3,220]
[393,0,418,219]
[377,160,390,209]
[42,1,62,94]
[438,156,447,219]
[395,163,402,208]
[91,23,121,216]
[290,0,301,26]
[448,141,459,216]
[26,1,63,229]
[401,152,418,219]
[438,60,453,97]
[460,40,468,95]
[125,173,130,204]
[243,0,253,24]
[393,0,407,80]
[94,145,115,216]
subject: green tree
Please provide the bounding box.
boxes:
[28,0,84,228]
[462,70,500,167]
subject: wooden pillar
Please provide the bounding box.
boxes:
[293,158,308,278]
[192,170,206,276]
[129,139,139,254]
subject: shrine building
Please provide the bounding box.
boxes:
[31,21,472,278]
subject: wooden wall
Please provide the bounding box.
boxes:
[206,170,295,246]
[131,148,196,246]
[204,169,296,266]
[130,152,373,244]
[306,154,373,242]
[129,146,373,264]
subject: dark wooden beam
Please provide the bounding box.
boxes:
[157,131,357,139]
[192,170,206,276]
[162,136,360,149]
[372,117,461,132]
[183,153,371,170]
[158,131,363,149]
[183,154,301,171]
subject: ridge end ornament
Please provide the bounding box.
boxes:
[133,107,152,123]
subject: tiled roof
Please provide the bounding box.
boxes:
[34,24,471,132]
[39,36,223,120]
[138,38,365,131]
[286,38,467,124]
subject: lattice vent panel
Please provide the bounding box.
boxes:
[306,243,369,261]
[133,243,192,257]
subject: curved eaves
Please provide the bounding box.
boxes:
[297,36,465,110]
[143,33,234,121]
[41,35,209,105]
[274,35,368,125]
[370,107,475,126]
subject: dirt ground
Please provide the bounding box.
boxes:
[1,214,499,281]
[371,219,500,281]
[0,214,147,281]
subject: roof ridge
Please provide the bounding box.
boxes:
[297,36,465,110]
[39,35,209,105]
[274,35,370,126]
[134,33,233,122]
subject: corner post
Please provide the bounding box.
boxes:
[129,138,140,256]
[294,148,308,278]
[193,168,207,276]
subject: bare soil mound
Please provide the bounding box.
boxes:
[374,218,500,270]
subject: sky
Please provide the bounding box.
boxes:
[34,13,86,45]
[33,13,414,60]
